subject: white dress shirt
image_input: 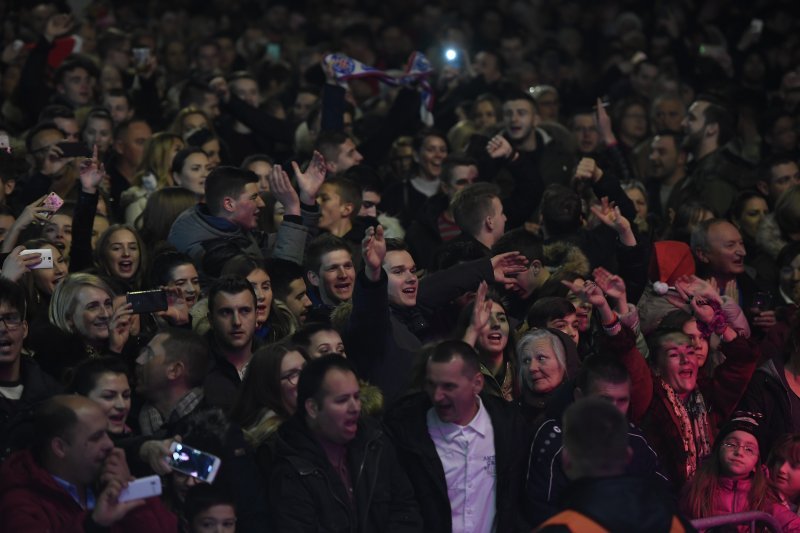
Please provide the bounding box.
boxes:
[427,396,496,533]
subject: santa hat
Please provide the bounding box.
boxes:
[648,241,695,286]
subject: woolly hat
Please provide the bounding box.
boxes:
[648,241,695,286]
[714,412,762,451]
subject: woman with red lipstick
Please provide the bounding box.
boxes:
[68,356,133,437]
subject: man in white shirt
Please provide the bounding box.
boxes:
[385,339,529,532]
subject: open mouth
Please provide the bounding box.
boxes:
[678,369,694,379]
[118,260,134,273]
[108,413,127,423]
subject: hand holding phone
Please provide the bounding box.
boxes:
[169,442,221,483]
[118,475,162,503]
[126,290,168,314]
[20,248,53,269]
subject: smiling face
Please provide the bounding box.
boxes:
[68,286,113,342]
[174,152,209,197]
[168,263,200,309]
[229,183,264,231]
[719,430,759,479]
[417,135,448,180]
[383,250,418,307]
[655,339,698,399]
[313,249,355,306]
[426,356,482,426]
[696,221,746,276]
[87,372,131,434]
[307,368,361,444]
[284,278,312,323]
[520,336,566,394]
[42,214,73,256]
[104,229,140,281]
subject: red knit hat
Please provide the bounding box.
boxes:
[648,241,695,285]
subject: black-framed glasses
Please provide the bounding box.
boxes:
[280,369,302,385]
[0,313,23,330]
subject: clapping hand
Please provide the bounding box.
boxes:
[490,252,528,284]
[292,151,327,205]
[463,281,491,347]
[362,225,386,281]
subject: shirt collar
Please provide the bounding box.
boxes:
[428,396,489,442]
[51,475,96,510]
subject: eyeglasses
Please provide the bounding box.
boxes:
[280,369,302,385]
[721,441,758,456]
[0,313,23,330]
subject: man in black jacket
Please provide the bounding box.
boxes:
[383,340,529,533]
[269,355,422,531]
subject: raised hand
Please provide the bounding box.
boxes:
[268,164,300,216]
[292,150,327,205]
[486,134,513,159]
[108,302,134,354]
[590,197,636,246]
[362,225,386,281]
[79,145,105,194]
[675,275,722,305]
[593,266,627,300]
[595,97,616,146]
[44,13,74,42]
[101,448,133,486]
[490,252,528,284]
[157,286,189,326]
[463,281,491,347]
[563,278,608,308]
[139,436,179,476]
[574,157,603,182]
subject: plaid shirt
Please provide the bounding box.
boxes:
[139,388,204,436]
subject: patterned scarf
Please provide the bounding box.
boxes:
[659,378,712,480]
[323,51,435,125]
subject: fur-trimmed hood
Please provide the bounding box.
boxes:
[543,240,591,277]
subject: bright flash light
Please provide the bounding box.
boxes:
[445,49,457,61]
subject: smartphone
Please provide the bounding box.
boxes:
[20,248,53,269]
[132,47,151,67]
[118,475,162,503]
[444,47,459,65]
[126,290,168,314]
[169,442,222,483]
[266,43,280,61]
[57,142,92,158]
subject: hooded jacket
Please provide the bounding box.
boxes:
[0,449,177,533]
[168,203,307,278]
[268,415,422,532]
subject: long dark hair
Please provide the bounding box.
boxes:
[229,342,309,427]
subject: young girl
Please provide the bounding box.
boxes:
[682,415,800,529]
[768,434,800,513]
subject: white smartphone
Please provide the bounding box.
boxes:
[21,248,53,269]
[169,442,222,483]
[118,475,162,503]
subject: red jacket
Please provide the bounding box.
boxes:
[0,450,177,532]
[607,328,758,489]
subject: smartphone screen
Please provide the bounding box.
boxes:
[57,142,92,158]
[126,290,168,314]
[169,443,221,483]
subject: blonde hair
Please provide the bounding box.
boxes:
[170,106,212,137]
[132,132,184,189]
[49,273,114,334]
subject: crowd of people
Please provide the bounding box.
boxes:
[0,0,798,531]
